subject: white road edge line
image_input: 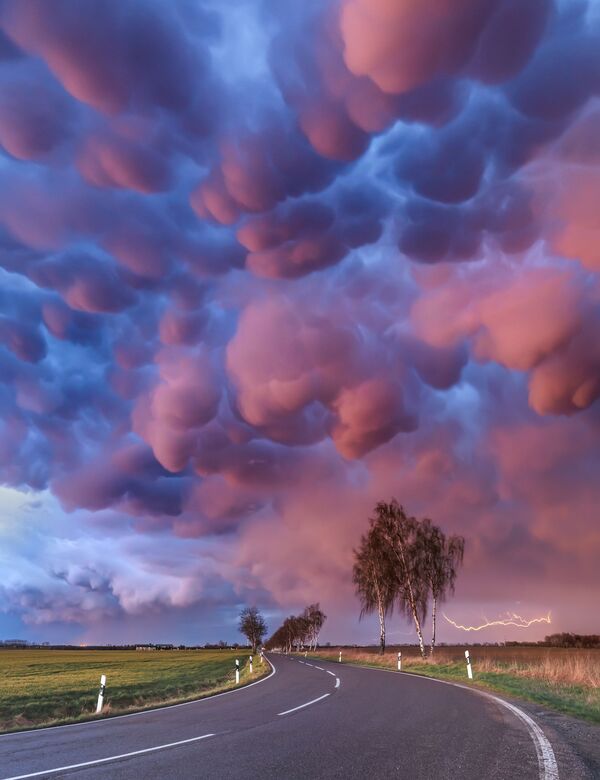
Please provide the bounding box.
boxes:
[323,661,557,780]
[422,676,559,780]
[1,733,215,780]
[0,658,277,740]
[278,693,330,716]
[494,696,559,780]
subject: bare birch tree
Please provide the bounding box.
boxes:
[418,520,465,657]
[353,524,395,654]
[303,603,327,650]
[353,501,466,659]
[373,500,429,658]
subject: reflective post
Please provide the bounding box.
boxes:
[465,650,473,679]
[96,674,106,714]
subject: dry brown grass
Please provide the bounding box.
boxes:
[322,645,600,688]
[464,652,600,688]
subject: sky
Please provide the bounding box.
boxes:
[0,0,599,647]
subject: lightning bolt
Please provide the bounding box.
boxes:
[443,611,552,632]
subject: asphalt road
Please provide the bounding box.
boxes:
[0,653,593,779]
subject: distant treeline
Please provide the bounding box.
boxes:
[542,633,600,648]
[499,634,600,648]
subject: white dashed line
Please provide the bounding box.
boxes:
[335,678,340,688]
[315,666,324,671]
[326,671,335,676]
[278,693,330,716]
[1,734,215,780]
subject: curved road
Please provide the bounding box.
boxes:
[0,653,579,779]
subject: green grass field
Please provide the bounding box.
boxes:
[306,646,600,723]
[0,648,269,733]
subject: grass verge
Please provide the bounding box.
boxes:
[304,648,600,724]
[0,649,271,734]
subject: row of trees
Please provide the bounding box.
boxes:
[353,499,464,658]
[265,604,327,653]
[543,633,600,649]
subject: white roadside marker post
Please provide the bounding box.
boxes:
[304,651,307,658]
[465,649,473,680]
[96,674,106,714]
[249,655,253,674]
[397,651,402,671]
[260,651,264,665]
[235,658,240,685]
[338,650,342,663]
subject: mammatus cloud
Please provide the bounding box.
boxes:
[0,0,599,641]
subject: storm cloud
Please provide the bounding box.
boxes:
[0,0,599,641]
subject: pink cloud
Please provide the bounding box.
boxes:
[77,127,170,194]
[226,291,417,456]
[1,0,600,643]
[411,262,600,414]
[133,347,221,472]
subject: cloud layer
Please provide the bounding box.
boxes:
[0,0,599,642]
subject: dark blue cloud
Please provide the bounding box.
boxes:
[0,0,598,636]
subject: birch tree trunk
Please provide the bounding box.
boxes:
[394,537,427,658]
[378,600,386,654]
[409,600,426,658]
[430,596,437,658]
